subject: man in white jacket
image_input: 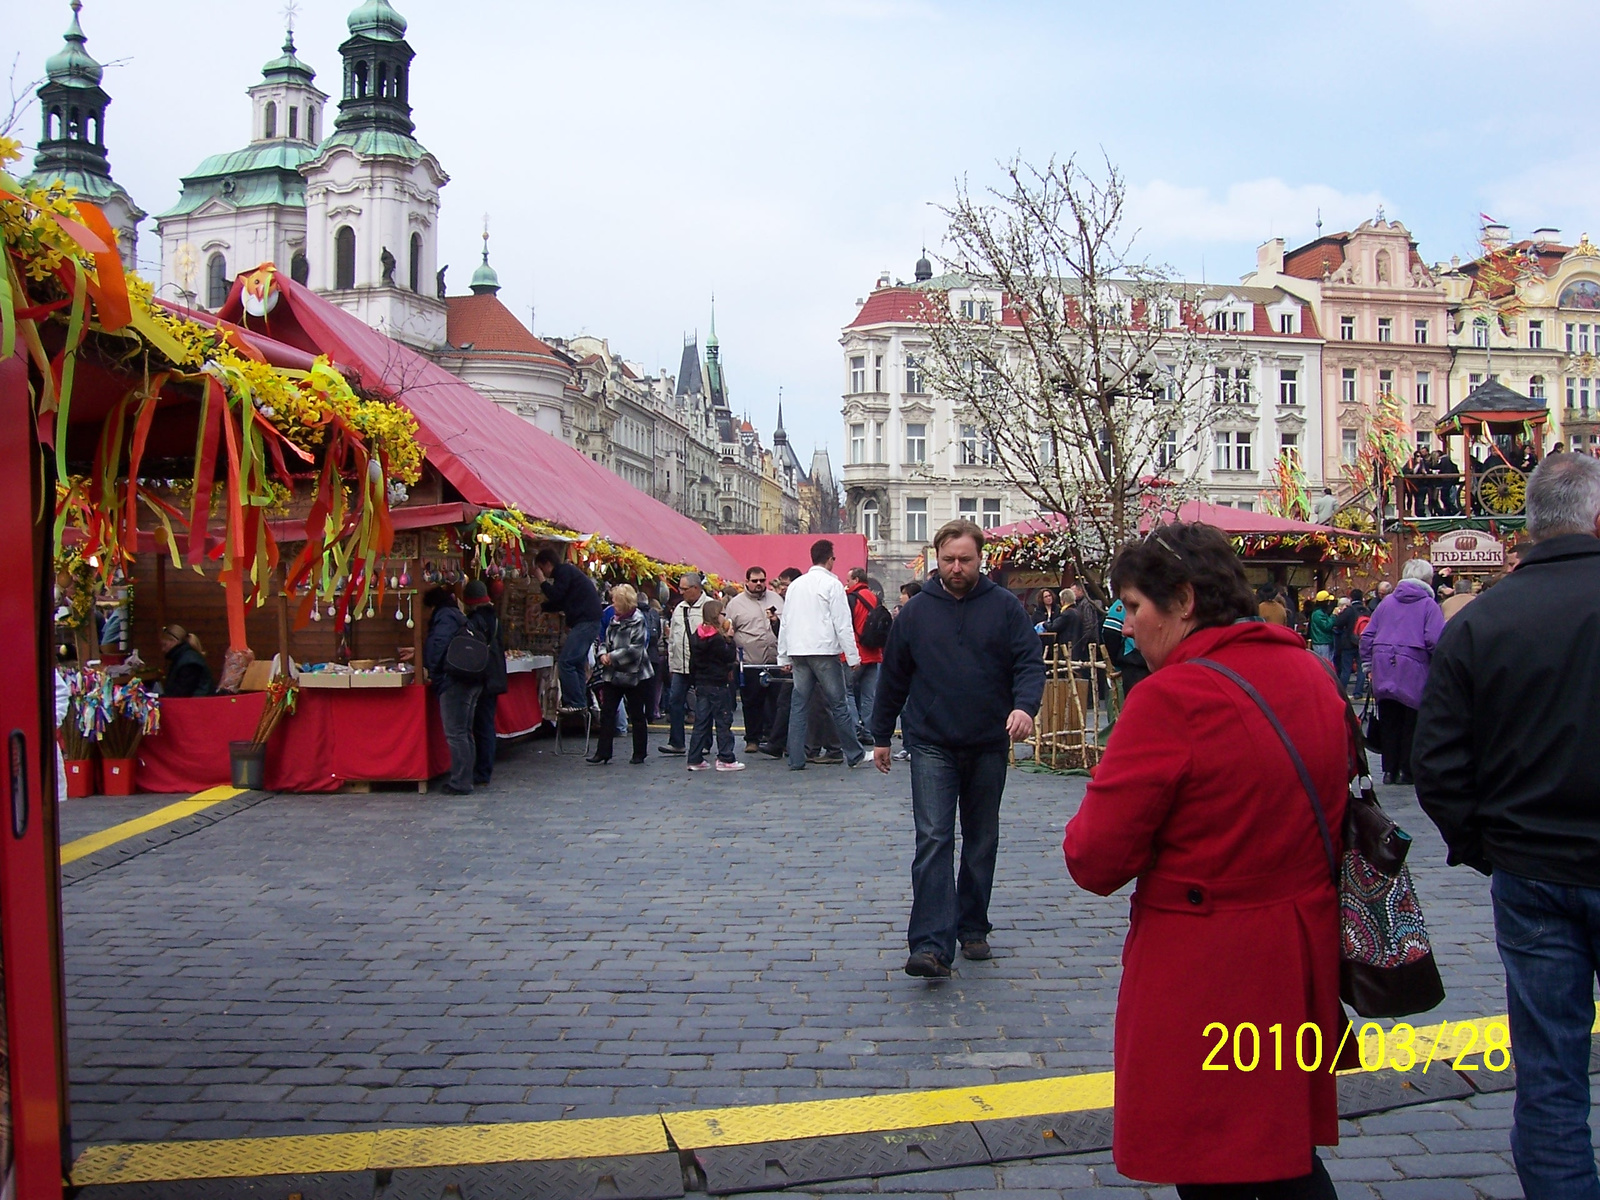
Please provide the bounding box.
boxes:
[776,539,865,769]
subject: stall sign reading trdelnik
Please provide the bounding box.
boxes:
[1429,529,1505,569]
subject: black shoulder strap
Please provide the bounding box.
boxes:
[1189,657,1339,886]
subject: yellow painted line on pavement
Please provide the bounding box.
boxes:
[60,786,244,865]
[69,1006,1598,1183]
[70,1116,669,1186]
[664,1069,1114,1149]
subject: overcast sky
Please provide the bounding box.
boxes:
[10,0,1600,464]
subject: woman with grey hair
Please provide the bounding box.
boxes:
[1359,558,1445,784]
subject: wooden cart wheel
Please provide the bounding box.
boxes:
[1476,465,1527,516]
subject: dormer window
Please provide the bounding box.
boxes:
[1211,309,1246,333]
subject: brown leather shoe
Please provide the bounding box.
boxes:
[960,939,992,961]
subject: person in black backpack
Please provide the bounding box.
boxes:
[423,585,481,795]
[464,580,507,787]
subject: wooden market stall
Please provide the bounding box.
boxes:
[1427,379,1549,520]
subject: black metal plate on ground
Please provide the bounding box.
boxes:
[694,1124,989,1195]
[379,1155,683,1200]
[76,1173,375,1200]
[1337,1067,1475,1118]
[975,1108,1114,1162]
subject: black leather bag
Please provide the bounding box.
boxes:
[1360,695,1384,753]
[443,619,492,682]
[1192,658,1445,1020]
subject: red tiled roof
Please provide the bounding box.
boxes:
[620,362,639,380]
[577,353,602,366]
[444,294,566,363]
[1461,240,1571,300]
[1284,235,1347,281]
[847,287,931,327]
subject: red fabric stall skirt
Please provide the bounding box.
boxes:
[137,687,450,794]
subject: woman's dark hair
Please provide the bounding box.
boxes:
[422,585,457,610]
[1108,522,1256,628]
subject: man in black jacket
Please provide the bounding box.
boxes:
[1414,452,1600,1198]
[871,519,1045,978]
[533,548,603,711]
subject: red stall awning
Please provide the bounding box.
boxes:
[219,276,741,580]
[715,533,868,583]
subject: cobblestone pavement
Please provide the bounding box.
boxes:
[64,738,1533,1196]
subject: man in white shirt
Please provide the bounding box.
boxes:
[724,565,784,751]
[776,539,865,769]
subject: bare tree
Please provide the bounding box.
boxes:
[914,155,1232,594]
[2,54,45,143]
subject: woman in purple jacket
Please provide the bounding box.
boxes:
[1360,558,1446,785]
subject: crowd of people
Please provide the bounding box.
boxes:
[407,454,1600,1200]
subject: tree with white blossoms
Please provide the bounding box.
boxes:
[914,155,1235,595]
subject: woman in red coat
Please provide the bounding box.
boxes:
[1064,523,1350,1199]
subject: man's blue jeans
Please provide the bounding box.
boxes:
[666,673,692,749]
[787,655,863,769]
[559,620,600,709]
[848,662,879,742]
[1492,869,1600,1200]
[907,742,1008,964]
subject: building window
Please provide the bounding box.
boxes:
[288,106,298,139]
[1473,317,1489,348]
[978,300,993,322]
[849,423,865,465]
[290,250,309,284]
[1278,368,1299,405]
[1340,315,1355,341]
[1469,372,1482,389]
[205,252,229,308]
[873,354,883,392]
[1214,367,1250,404]
[1214,430,1253,472]
[1529,319,1544,349]
[263,101,277,139]
[1414,318,1429,344]
[958,497,977,522]
[960,424,979,465]
[1280,432,1299,462]
[905,498,928,543]
[408,232,422,293]
[1341,368,1357,404]
[1569,377,1595,412]
[1377,317,1393,343]
[1212,309,1246,333]
[1378,368,1394,397]
[1529,374,1546,400]
[308,105,318,142]
[1416,370,1431,406]
[334,225,356,289]
[1341,428,1359,464]
[849,355,866,394]
[1156,428,1178,470]
[860,498,879,541]
[904,355,924,395]
[960,299,976,319]
[1416,431,1432,451]
[905,423,926,464]
[872,421,884,463]
[1279,311,1296,335]
[981,498,1002,529]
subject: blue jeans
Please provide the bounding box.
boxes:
[688,684,735,765]
[559,620,600,708]
[666,672,691,749]
[436,682,483,792]
[787,655,863,769]
[1493,869,1600,1200]
[908,742,1008,964]
[849,662,879,742]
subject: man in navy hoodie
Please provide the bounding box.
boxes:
[872,518,1045,978]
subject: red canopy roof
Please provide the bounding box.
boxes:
[219,275,740,579]
[715,533,868,584]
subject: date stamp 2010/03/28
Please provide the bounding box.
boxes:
[1200,1019,1511,1074]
